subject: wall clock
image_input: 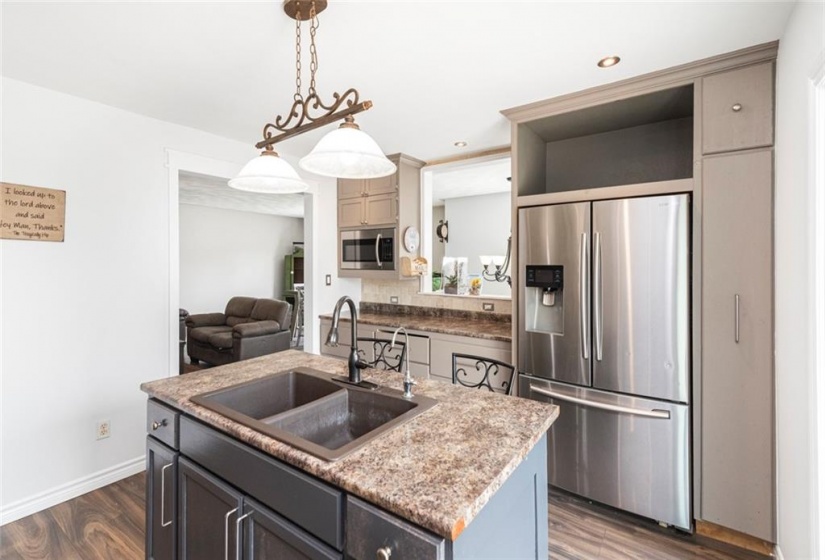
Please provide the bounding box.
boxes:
[403,226,420,252]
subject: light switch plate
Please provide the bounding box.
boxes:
[325,274,332,286]
[390,296,399,304]
[483,303,495,312]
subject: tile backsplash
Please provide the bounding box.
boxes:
[361,279,512,315]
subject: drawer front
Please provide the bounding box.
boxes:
[373,328,430,365]
[345,497,445,560]
[179,416,344,550]
[147,399,179,449]
[702,62,774,154]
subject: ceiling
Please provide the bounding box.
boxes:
[179,171,305,217]
[1,2,795,163]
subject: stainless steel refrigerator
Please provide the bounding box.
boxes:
[517,194,691,530]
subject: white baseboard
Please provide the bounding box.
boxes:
[775,545,784,560]
[1,455,145,526]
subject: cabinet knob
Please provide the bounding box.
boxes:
[376,546,392,560]
[731,103,742,112]
[152,419,168,430]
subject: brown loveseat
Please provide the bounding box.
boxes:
[186,296,292,367]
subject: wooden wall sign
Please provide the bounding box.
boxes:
[1,183,66,242]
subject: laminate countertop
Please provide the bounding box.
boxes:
[141,350,557,541]
[319,311,512,342]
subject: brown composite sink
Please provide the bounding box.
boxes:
[190,367,437,461]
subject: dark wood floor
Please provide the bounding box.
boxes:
[0,475,764,559]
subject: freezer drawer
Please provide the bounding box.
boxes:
[520,375,691,530]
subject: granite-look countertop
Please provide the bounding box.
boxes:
[141,350,557,541]
[319,312,512,342]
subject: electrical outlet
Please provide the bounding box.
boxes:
[325,274,332,286]
[390,296,399,304]
[96,420,111,440]
[483,303,495,312]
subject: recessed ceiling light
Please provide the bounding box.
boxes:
[597,55,621,68]
[454,141,468,148]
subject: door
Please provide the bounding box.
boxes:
[338,179,365,200]
[146,438,178,560]
[592,194,690,403]
[364,173,396,196]
[338,199,364,228]
[520,376,691,530]
[240,498,341,560]
[364,193,397,226]
[179,457,244,560]
[701,150,774,541]
[518,203,590,386]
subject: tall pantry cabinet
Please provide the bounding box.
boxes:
[700,62,775,543]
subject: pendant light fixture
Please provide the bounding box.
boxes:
[229,0,395,194]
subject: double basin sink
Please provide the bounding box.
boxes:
[190,367,437,461]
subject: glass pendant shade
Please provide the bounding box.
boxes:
[299,125,396,179]
[228,151,309,194]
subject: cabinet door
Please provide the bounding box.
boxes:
[338,179,365,200]
[364,173,396,196]
[240,499,341,560]
[146,438,178,560]
[364,193,397,226]
[430,333,511,384]
[338,199,364,228]
[701,149,774,541]
[179,457,244,560]
[702,62,774,154]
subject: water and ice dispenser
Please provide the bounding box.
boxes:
[524,265,564,334]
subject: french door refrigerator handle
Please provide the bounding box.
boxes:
[375,234,383,268]
[580,233,589,360]
[529,385,671,419]
[594,231,603,361]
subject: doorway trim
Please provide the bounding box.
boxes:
[164,149,242,376]
[811,52,825,559]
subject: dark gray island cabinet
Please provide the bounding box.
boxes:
[146,398,550,560]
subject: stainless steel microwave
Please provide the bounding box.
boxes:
[340,228,396,271]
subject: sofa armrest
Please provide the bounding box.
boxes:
[186,312,226,328]
[233,320,282,339]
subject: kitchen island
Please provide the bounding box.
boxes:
[141,350,558,559]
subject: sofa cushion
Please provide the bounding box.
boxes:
[225,297,257,319]
[233,320,282,338]
[189,325,232,344]
[251,298,290,324]
[226,316,254,327]
[208,331,234,350]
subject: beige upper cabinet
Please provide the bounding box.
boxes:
[339,180,366,200]
[702,62,774,154]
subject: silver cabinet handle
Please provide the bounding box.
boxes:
[376,546,392,560]
[152,419,167,430]
[732,103,743,112]
[375,233,383,269]
[224,507,238,560]
[530,385,671,419]
[235,511,253,560]
[160,462,173,527]
[735,294,740,343]
[579,232,589,360]
[593,231,603,361]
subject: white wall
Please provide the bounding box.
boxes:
[444,192,511,297]
[775,3,825,558]
[0,77,260,523]
[179,204,303,315]
[303,184,361,355]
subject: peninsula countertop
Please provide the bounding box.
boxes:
[141,350,557,540]
[319,311,512,342]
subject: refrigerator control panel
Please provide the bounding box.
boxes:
[525,265,563,291]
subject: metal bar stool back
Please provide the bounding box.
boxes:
[452,353,516,395]
[356,337,407,372]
